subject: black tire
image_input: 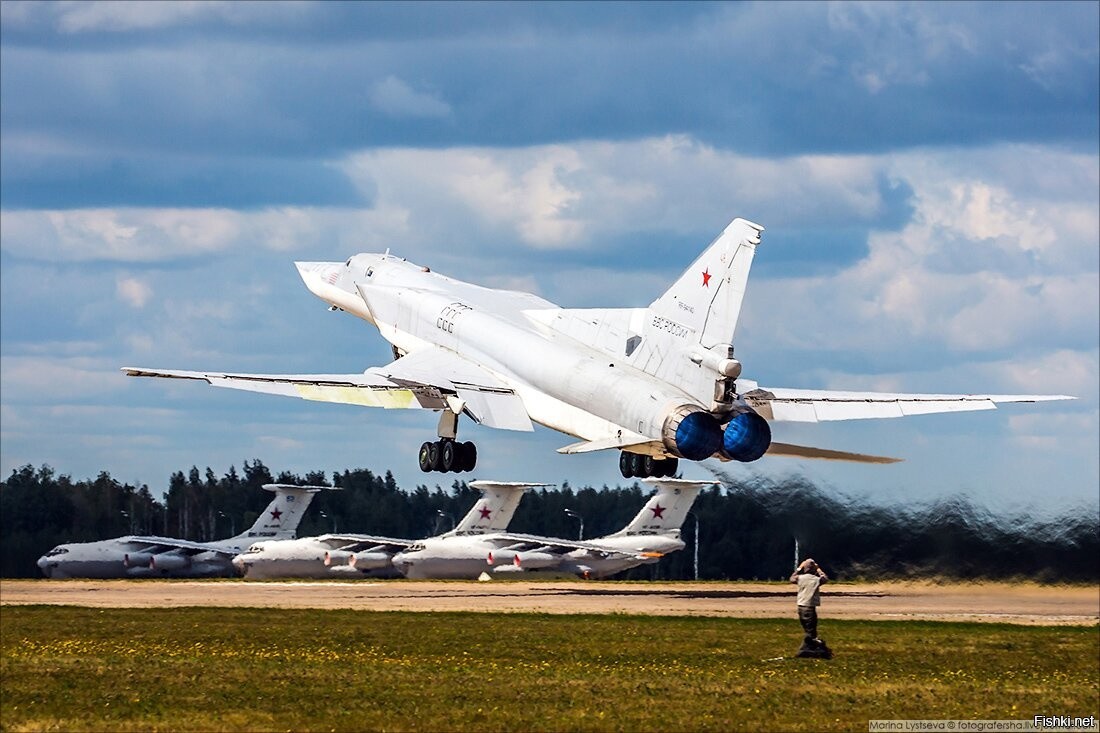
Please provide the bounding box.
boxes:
[428,441,442,471]
[619,451,635,479]
[441,440,456,472]
[631,453,647,478]
[660,457,679,477]
[461,441,477,472]
[642,456,659,478]
[418,442,433,472]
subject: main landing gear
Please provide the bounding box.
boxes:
[619,451,678,479]
[418,438,477,473]
[419,409,477,473]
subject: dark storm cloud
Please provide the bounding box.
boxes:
[2,3,1095,214]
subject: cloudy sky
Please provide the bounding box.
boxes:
[2,1,1097,513]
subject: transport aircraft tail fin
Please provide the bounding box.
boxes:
[609,478,713,536]
[237,484,330,540]
[450,481,549,535]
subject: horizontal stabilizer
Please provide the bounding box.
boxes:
[765,442,902,464]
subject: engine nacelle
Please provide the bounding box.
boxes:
[661,404,724,461]
[721,411,772,462]
[324,550,352,567]
[349,551,392,570]
[487,550,560,569]
[123,552,153,568]
[149,553,190,572]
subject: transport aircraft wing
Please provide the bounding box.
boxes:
[741,387,1075,422]
[126,536,238,557]
[487,533,654,561]
[123,345,532,431]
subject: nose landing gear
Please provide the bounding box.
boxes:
[619,451,678,479]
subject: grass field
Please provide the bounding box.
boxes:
[2,607,1097,732]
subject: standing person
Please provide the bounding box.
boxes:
[790,557,832,658]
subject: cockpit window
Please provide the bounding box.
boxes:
[46,547,69,556]
[345,259,352,267]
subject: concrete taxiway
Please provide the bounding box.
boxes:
[1,579,1096,625]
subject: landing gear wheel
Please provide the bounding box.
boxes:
[630,453,647,478]
[418,442,434,473]
[642,456,660,477]
[659,457,678,477]
[427,441,443,471]
[440,439,457,472]
[619,451,635,479]
[460,441,477,472]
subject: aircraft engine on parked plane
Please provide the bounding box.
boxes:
[720,411,772,462]
[123,552,153,568]
[149,554,189,571]
[488,550,561,569]
[348,551,392,570]
[324,550,352,567]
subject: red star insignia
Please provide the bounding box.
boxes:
[270,508,282,521]
[479,507,492,520]
[702,269,712,287]
[650,504,666,519]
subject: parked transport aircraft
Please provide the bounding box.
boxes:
[36,484,327,578]
[124,218,1072,477]
[391,478,714,580]
[232,480,546,579]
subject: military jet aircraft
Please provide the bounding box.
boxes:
[36,484,326,578]
[391,478,713,580]
[231,480,547,579]
[124,217,1072,477]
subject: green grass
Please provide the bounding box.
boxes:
[1,607,1097,732]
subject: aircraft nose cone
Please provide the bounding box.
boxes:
[36,556,51,578]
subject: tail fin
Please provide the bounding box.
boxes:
[450,481,550,535]
[649,218,763,349]
[610,478,715,535]
[237,484,331,540]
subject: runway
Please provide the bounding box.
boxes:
[2,579,1096,625]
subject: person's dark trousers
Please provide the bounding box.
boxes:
[798,605,818,640]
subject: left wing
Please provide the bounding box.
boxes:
[742,386,1074,422]
[488,533,659,560]
[126,536,234,557]
[123,346,532,431]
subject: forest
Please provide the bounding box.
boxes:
[2,460,1096,581]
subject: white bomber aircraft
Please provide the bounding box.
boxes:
[36,484,327,579]
[124,218,1073,478]
[232,480,546,579]
[392,478,714,580]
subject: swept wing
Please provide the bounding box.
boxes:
[123,346,532,432]
[742,386,1074,422]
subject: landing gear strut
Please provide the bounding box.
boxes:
[619,451,678,479]
[418,409,477,473]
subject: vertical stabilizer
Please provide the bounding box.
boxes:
[238,484,330,540]
[450,481,550,535]
[615,218,764,408]
[611,478,715,535]
[648,218,763,349]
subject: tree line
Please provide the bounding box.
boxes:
[2,461,1096,581]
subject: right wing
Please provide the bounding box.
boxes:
[123,346,532,431]
[742,385,1074,422]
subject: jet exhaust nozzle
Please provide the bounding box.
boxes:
[721,411,771,462]
[662,405,723,461]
